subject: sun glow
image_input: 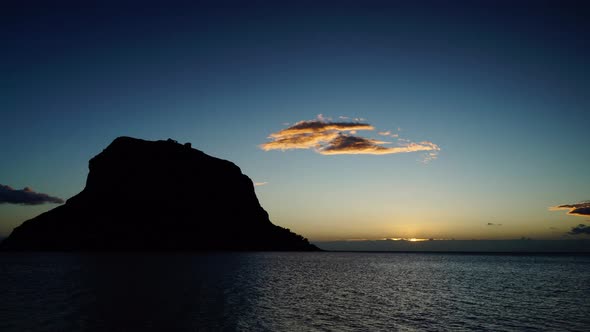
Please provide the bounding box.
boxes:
[408,238,428,242]
[384,238,430,242]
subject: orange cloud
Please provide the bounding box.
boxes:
[320,135,439,155]
[260,115,440,159]
[550,201,590,217]
[260,131,340,151]
[268,121,373,138]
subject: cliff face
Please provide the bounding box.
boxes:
[1,137,319,251]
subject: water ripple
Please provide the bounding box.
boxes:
[1,252,589,331]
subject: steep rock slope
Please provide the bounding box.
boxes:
[1,137,319,251]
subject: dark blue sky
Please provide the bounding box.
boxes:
[2,0,589,240]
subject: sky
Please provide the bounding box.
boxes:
[2,0,589,243]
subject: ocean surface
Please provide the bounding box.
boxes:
[1,252,589,332]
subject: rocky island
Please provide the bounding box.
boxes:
[1,137,319,251]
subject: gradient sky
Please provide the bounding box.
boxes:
[2,0,589,242]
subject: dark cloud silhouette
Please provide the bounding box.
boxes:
[0,184,64,205]
[550,201,590,216]
[487,223,502,226]
[571,207,590,216]
[568,224,590,235]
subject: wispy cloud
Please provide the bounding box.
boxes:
[0,184,64,205]
[568,224,590,235]
[254,182,268,186]
[378,130,399,138]
[550,201,590,217]
[487,222,502,226]
[260,115,440,161]
[267,121,374,138]
[321,134,439,155]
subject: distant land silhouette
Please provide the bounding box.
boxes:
[0,137,320,251]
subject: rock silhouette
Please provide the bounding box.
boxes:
[1,137,320,251]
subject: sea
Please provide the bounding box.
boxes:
[1,252,589,332]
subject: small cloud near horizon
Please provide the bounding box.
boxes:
[0,184,64,205]
[260,115,440,162]
[550,201,590,217]
[487,222,502,226]
[568,224,590,235]
[254,182,268,186]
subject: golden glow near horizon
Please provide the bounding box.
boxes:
[266,209,574,242]
[408,238,428,242]
[381,238,430,242]
[343,237,431,242]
